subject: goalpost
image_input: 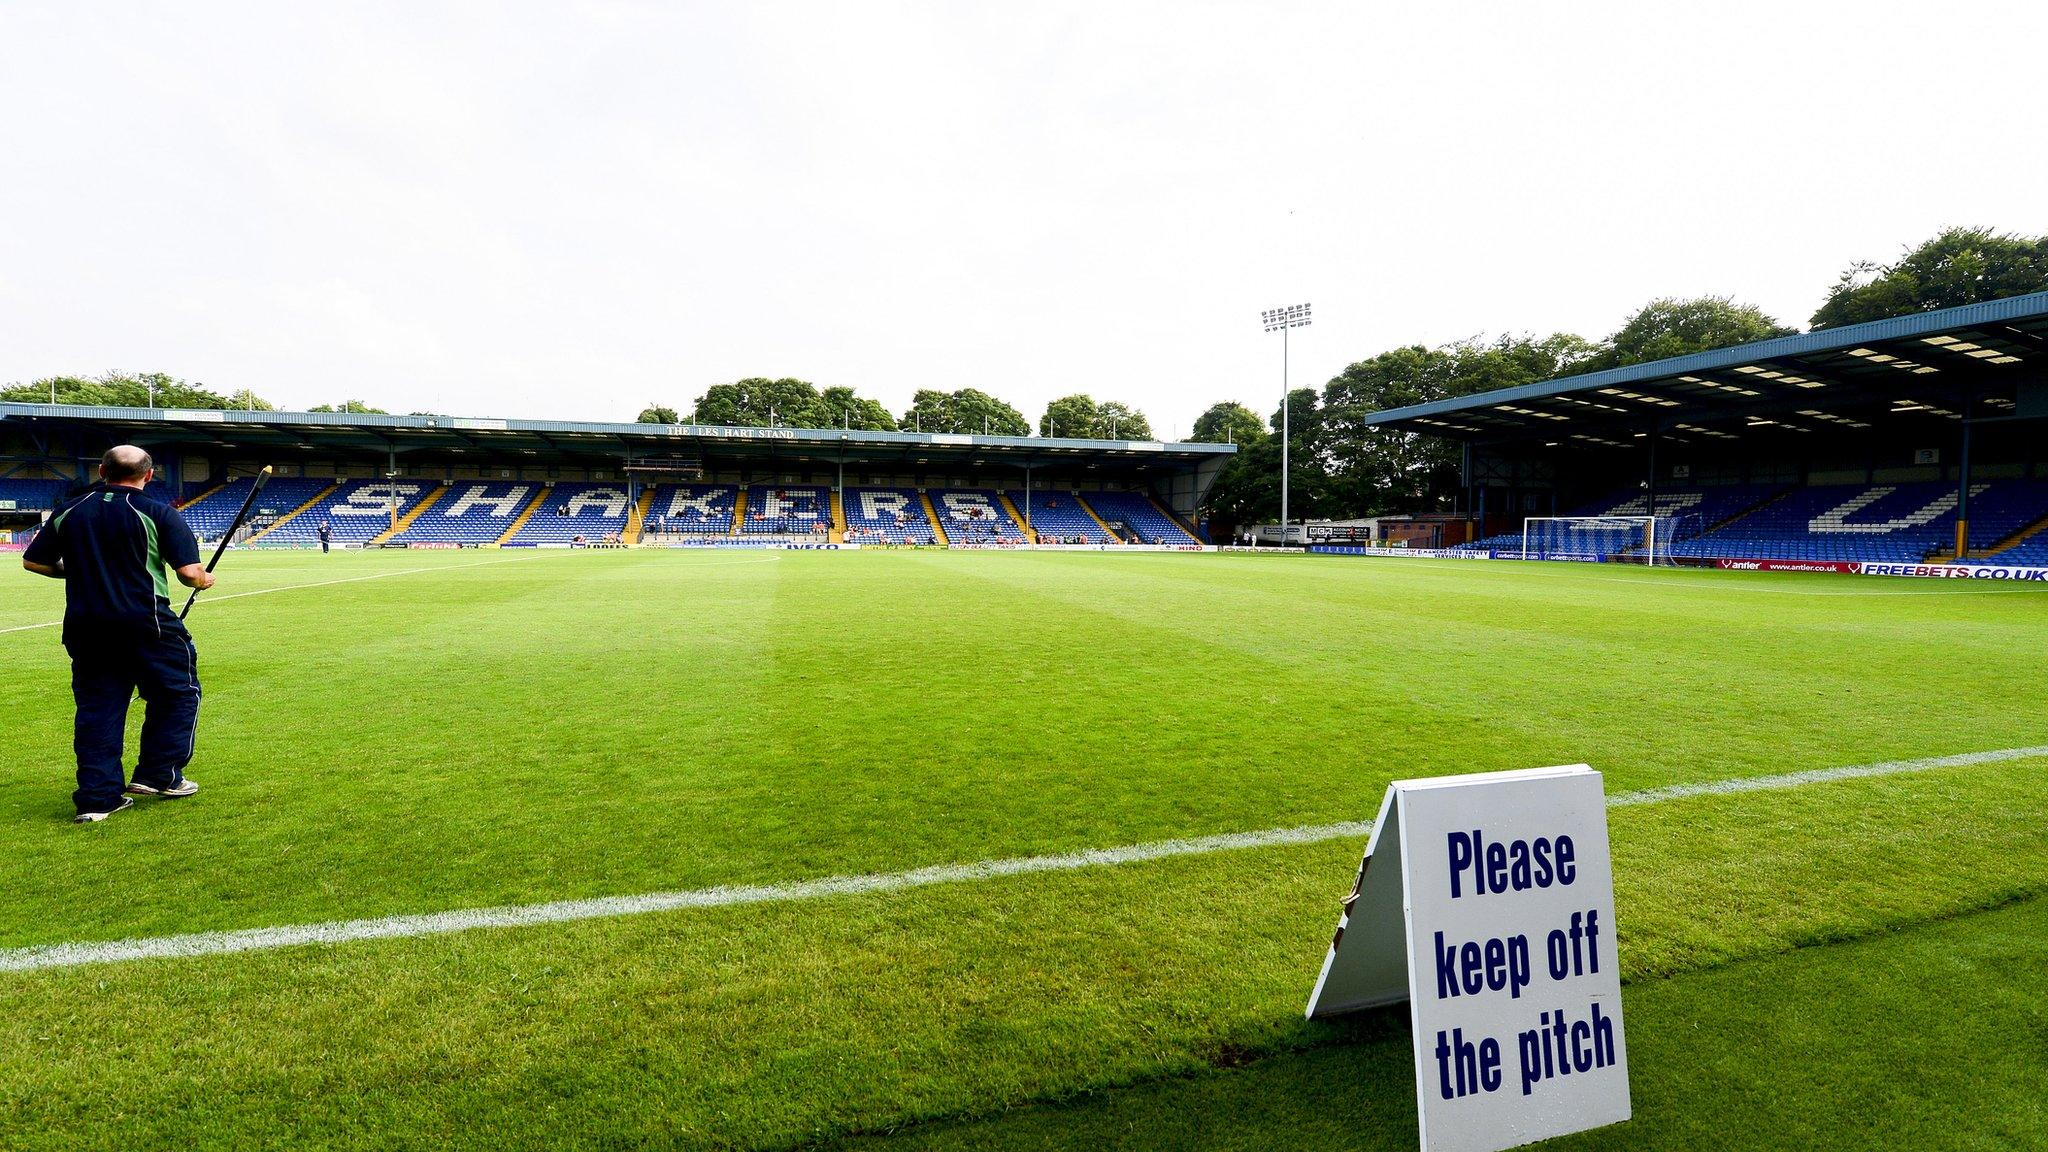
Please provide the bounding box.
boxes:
[1519,515,1681,565]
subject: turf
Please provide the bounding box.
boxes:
[0,549,2042,1149]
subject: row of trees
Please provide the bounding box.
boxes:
[0,371,392,414]
[0,371,276,411]
[1191,227,2048,536]
[638,380,1156,440]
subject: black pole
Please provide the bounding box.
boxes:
[1956,395,1973,558]
[179,465,273,619]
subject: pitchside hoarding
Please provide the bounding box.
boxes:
[1307,766,1629,1152]
[1860,562,2048,580]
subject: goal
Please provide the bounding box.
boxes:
[1519,516,1680,565]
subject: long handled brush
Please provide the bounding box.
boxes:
[179,465,273,620]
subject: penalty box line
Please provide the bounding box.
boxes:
[2,743,2044,975]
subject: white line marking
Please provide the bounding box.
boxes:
[0,555,543,634]
[1605,744,2048,805]
[2,743,2042,975]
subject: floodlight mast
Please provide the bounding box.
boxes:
[1261,303,1311,546]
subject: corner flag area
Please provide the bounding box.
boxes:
[2,549,2044,1150]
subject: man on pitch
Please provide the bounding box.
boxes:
[21,446,214,823]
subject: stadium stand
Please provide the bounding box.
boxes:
[1977,531,2048,566]
[643,484,741,537]
[1457,486,1785,557]
[180,476,334,540]
[841,487,938,544]
[503,483,634,544]
[1006,490,1116,544]
[258,479,441,545]
[0,478,68,511]
[1674,481,2047,564]
[930,489,1027,543]
[740,484,832,538]
[1080,491,1201,545]
[388,481,540,545]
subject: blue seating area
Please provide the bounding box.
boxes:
[1006,490,1115,543]
[843,487,936,544]
[1978,533,2048,566]
[931,489,1026,543]
[1672,481,2045,564]
[741,484,832,537]
[504,483,634,544]
[181,476,333,540]
[0,477,69,511]
[1456,486,1783,556]
[1080,491,1199,545]
[389,482,539,545]
[644,485,739,536]
[262,479,442,544]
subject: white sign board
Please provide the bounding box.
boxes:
[1306,765,1629,1152]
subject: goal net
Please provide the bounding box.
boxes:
[1519,516,1681,565]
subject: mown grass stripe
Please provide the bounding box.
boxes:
[2,743,2041,974]
[0,555,543,634]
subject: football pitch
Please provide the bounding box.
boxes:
[2,549,2044,1150]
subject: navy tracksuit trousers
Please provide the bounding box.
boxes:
[66,630,201,813]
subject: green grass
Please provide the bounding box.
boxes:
[0,549,2042,1149]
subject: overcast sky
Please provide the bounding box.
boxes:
[3,1,2043,437]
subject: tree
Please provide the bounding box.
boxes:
[0,371,273,410]
[1191,401,1265,446]
[1585,298,1795,371]
[307,400,388,414]
[1811,226,2048,329]
[1094,401,1152,440]
[949,389,1029,436]
[900,388,1028,435]
[1039,394,1098,438]
[636,405,680,424]
[1313,334,1600,518]
[1261,387,1327,518]
[1189,403,1270,536]
[817,386,897,431]
[691,377,826,427]
[224,389,274,411]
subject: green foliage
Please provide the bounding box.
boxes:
[1190,402,1264,446]
[306,400,388,414]
[818,386,898,431]
[692,378,899,429]
[1811,226,2048,329]
[635,405,680,424]
[1585,297,1795,371]
[691,377,824,427]
[1039,393,1098,438]
[0,371,273,410]
[901,388,1030,435]
[1095,401,1152,440]
[1038,394,1153,439]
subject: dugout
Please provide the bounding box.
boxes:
[1363,291,2048,558]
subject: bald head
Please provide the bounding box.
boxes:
[100,445,154,487]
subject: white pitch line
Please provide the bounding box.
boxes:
[0,555,543,635]
[1604,744,2048,805]
[2,743,2043,974]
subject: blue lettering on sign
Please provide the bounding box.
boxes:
[1435,930,1534,1000]
[1447,830,1574,897]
